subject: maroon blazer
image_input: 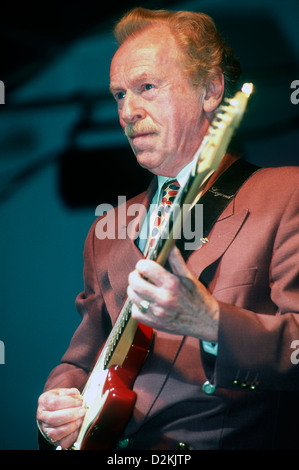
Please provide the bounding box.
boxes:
[44,158,299,450]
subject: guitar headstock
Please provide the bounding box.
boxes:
[195,83,254,176]
[217,82,254,129]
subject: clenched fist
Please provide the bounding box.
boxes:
[37,388,86,449]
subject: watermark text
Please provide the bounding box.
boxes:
[290,339,299,365]
[107,453,191,467]
[0,340,5,364]
[0,80,4,104]
[95,197,204,251]
[290,80,299,104]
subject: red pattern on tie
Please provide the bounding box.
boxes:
[149,180,180,249]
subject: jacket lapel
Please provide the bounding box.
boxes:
[187,202,249,279]
[107,178,157,301]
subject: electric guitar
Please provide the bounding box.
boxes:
[66,83,253,450]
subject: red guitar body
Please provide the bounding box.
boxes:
[79,323,153,450]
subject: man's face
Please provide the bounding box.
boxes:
[110,26,209,177]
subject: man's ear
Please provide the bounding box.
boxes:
[202,71,225,115]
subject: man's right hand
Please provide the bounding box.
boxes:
[37,388,86,449]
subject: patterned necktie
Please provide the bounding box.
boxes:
[148,180,180,250]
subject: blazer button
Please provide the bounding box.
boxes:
[117,438,131,449]
[202,380,215,394]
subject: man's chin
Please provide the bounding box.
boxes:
[135,152,177,177]
[135,151,160,173]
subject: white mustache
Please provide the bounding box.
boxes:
[125,122,158,138]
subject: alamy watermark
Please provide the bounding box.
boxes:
[0,340,5,364]
[290,80,299,105]
[290,340,299,365]
[95,197,204,251]
[0,80,4,104]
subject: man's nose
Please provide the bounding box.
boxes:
[121,91,145,124]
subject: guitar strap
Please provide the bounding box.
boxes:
[177,158,260,258]
[201,158,260,238]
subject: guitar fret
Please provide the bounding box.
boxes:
[104,301,132,368]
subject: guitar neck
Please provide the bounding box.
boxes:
[148,169,209,267]
[103,298,136,369]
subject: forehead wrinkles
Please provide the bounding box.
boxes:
[110,26,183,87]
[111,53,153,79]
[110,62,154,93]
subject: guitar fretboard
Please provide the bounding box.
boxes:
[103,298,132,368]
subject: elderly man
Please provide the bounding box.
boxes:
[37,8,299,450]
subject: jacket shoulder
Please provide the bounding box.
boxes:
[253,165,299,183]
[243,165,299,197]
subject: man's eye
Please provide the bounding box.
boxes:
[115,91,126,101]
[143,84,155,92]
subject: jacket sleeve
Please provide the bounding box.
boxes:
[214,184,299,391]
[44,220,112,392]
